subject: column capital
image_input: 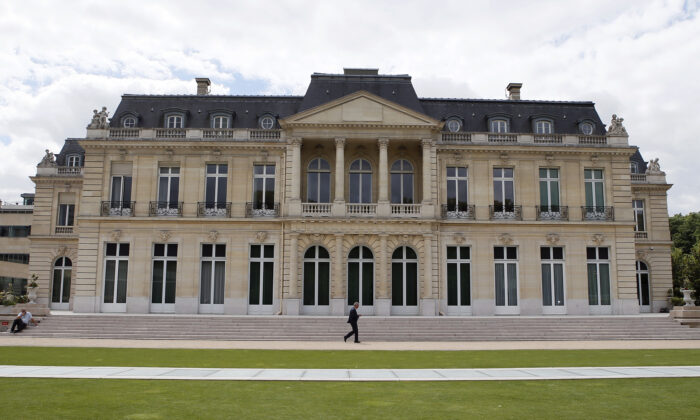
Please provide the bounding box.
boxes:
[421,138,433,148]
[334,137,346,147]
[378,137,390,148]
[289,137,302,146]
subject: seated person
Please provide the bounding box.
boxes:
[10,309,37,333]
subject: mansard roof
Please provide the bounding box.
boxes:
[55,139,84,166]
[109,70,605,135]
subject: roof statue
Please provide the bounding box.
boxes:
[37,149,55,167]
[607,114,627,135]
[87,106,110,129]
[646,158,662,174]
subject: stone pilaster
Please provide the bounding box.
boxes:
[377,138,390,218]
[375,233,391,316]
[421,139,432,204]
[331,233,345,315]
[285,232,300,315]
[334,138,345,202]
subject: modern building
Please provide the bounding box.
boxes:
[0,194,33,295]
[26,69,672,316]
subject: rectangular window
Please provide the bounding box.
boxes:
[539,168,560,212]
[104,243,129,304]
[57,204,75,226]
[494,246,518,307]
[584,169,605,209]
[205,164,228,207]
[446,167,468,212]
[158,167,180,208]
[587,247,610,306]
[200,244,225,305]
[491,120,508,133]
[0,226,31,237]
[152,244,177,305]
[541,247,565,307]
[0,254,30,264]
[493,168,514,213]
[0,277,27,296]
[253,164,275,210]
[633,200,645,232]
[535,120,553,134]
[111,176,132,208]
[212,116,230,129]
[249,245,274,305]
[447,246,470,306]
[166,115,183,128]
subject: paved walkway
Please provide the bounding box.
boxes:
[1,365,699,381]
[2,336,700,350]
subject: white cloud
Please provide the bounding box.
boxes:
[0,0,697,214]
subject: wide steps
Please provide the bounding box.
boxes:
[17,314,700,341]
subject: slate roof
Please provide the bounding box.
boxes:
[630,148,648,173]
[55,139,85,166]
[108,71,607,136]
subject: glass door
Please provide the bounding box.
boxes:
[51,257,72,310]
[347,246,374,315]
[151,244,177,313]
[248,244,275,315]
[541,247,566,314]
[494,246,519,315]
[302,246,330,315]
[199,244,225,314]
[103,243,129,313]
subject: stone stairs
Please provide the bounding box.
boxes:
[17,314,700,341]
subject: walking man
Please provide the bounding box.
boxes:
[344,302,361,343]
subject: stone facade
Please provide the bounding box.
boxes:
[27,70,673,316]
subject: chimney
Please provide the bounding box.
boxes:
[506,83,522,100]
[195,78,211,95]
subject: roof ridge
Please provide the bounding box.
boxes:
[121,94,304,99]
[419,97,594,105]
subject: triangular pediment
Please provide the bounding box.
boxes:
[281,91,440,128]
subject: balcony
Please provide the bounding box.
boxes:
[533,134,563,144]
[101,201,135,216]
[149,201,183,217]
[441,204,475,220]
[55,226,73,234]
[197,202,231,217]
[302,203,332,217]
[390,204,421,217]
[536,205,569,221]
[489,204,522,221]
[440,133,472,143]
[635,231,648,239]
[346,203,377,216]
[631,174,647,183]
[578,135,607,145]
[246,202,280,217]
[581,206,615,221]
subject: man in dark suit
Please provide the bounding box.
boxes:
[344,302,361,343]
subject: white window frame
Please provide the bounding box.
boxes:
[391,246,419,315]
[541,246,566,314]
[349,159,373,204]
[584,169,605,208]
[122,117,136,128]
[57,204,75,227]
[587,247,612,312]
[211,115,230,129]
[446,246,471,314]
[633,200,646,232]
[66,154,81,167]
[102,242,129,312]
[493,167,515,215]
[151,243,177,312]
[205,164,228,207]
[347,246,374,310]
[636,260,651,311]
[490,119,509,133]
[494,246,519,314]
[252,164,276,211]
[390,160,414,204]
[539,168,560,212]
[166,114,184,129]
[248,244,275,312]
[580,122,594,135]
[51,257,72,309]
[199,243,226,314]
[534,120,553,134]
[306,158,331,203]
[259,115,275,130]
[446,119,461,132]
[302,245,331,313]
[158,167,180,209]
[446,166,469,214]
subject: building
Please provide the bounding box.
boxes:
[26,69,672,316]
[0,194,33,296]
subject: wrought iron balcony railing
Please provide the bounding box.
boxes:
[441,204,476,220]
[197,202,231,217]
[149,201,183,217]
[581,206,614,221]
[536,205,569,221]
[489,204,523,221]
[101,201,135,216]
[246,202,280,217]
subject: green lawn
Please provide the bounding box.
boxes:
[0,377,698,419]
[1,347,699,368]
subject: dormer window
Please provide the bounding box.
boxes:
[166,114,184,129]
[66,154,81,167]
[490,119,509,133]
[212,115,230,129]
[122,117,137,128]
[630,162,639,173]
[534,120,553,134]
[446,118,462,133]
[259,115,276,130]
[579,121,594,135]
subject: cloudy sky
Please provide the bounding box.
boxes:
[0,0,697,214]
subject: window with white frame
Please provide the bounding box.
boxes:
[349,159,372,203]
[348,246,374,306]
[249,245,274,306]
[446,118,461,132]
[122,117,136,128]
[446,166,468,212]
[253,164,275,210]
[104,243,129,304]
[490,119,509,133]
[447,246,470,306]
[633,200,645,232]
[152,244,177,306]
[110,175,132,209]
[630,162,639,173]
[584,169,605,210]
[259,115,275,130]
[493,167,514,213]
[390,160,414,204]
[57,204,75,226]
[541,247,565,307]
[52,257,72,305]
[158,167,180,209]
[534,120,553,134]
[539,168,560,212]
[166,114,184,129]
[579,121,594,135]
[200,244,225,305]
[211,115,230,129]
[205,164,228,208]
[66,155,81,167]
[306,158,331,203]
[587,247,610,306]
[391,246,418,307]
[636,261,650,307]
[303,246,330,306]
[494,246,518,307]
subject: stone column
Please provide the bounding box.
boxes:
[285,232,300,315]
[334,138,345,202]
[331,233,345,315]
[378,138,389,202]
[375,233,391,316]
[421,139,432,204]
[420,233,436,316]
[291,138,302,201]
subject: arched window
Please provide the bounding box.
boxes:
[391,246,418,307]
[636,261,650,309]
[306,158,331,203]
[211,115,230,129]
[534,120,553,134]
[490,119,509,133]
[52,257,72,308]
[390,160,414,204]
[122,116,137,128]
[303,246,330,307]
[349,159,372,203]
[348,246,373,306]
[165,114,184,128]
[259,115,276,129]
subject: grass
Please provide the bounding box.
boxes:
[0,377,699,419]
[1,347,699,368]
